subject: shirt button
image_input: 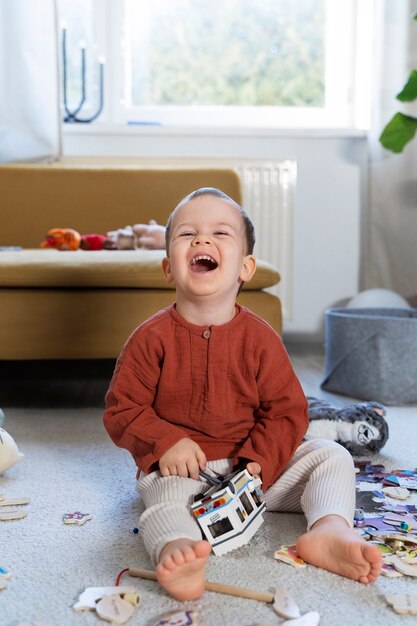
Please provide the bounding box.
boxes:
[203,330,211,339]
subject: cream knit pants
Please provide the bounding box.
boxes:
[136,438,356,565]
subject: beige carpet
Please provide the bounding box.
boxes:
[1,354,417,626]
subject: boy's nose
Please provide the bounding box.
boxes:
[192,234,212,246]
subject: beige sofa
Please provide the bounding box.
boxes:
[0,164,282,359]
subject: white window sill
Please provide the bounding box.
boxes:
[62,123,367,140]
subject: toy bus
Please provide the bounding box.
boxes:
[191,469,266,555]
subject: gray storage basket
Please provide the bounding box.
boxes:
[322,307,417,405]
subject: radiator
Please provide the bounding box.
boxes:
[78,156,296,320]
[234,160,296,322]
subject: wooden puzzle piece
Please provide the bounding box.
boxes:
[384,555,417,577]
[273,587,301,619]
[63,511,92,525]
[382,486,410,500]
[369,541,393,555]
[96,594,135,624]
[385,594,417,614]
[274,545,306,569]
[399,550,417,564]
[381,562,404,577]
[0,566,11,579]
[383,512,417,531]
[282,611,321,625]
[151,609,202,626]
[0,497,31,506]
[0,509,28,520]
[73,586,137,611]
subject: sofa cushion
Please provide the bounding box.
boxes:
[0,249,280,290]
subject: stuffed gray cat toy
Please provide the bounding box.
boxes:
[306,396,389,455]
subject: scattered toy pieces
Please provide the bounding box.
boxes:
[151,609,202,626]
[0,427,24,473]
[63,511,92,526]
[384,554,417,577]
[381,562,404,578]
[0,491,30,521]
[369,541,393,555]
[273,587,301,619]
[96,594,135,624]
[274,545,306,569]
[0,509,28,521]
[282,611,320,625]
[385,594,417,615]
[0,497,31,506]
[354,508,365,527]
[0,566,11,579]
[73,586,138,612]
[0,566,11,591]
[382,486,410,500]
[383,512,417,531]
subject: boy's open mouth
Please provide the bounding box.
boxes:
[190,254,218,272]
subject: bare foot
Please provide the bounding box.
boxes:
[296,515,382,584]
[156,538,212,600]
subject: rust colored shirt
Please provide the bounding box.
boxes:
[103,304,308,490]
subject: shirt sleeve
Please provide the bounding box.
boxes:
[103,329,189,474]
[234,332,308,491]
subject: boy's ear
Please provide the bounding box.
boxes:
[162,256,174,283]
[240,254,256,284]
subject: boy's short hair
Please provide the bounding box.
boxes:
[165,187,255,255]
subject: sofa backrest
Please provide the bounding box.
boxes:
[0,165,242,248]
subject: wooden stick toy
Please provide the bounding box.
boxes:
[128,567,300,620]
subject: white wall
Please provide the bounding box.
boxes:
[63,127,368,341]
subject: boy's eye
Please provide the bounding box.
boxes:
[214,231,230,236]
[179,232,195,237]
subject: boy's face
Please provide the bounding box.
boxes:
[162,196,256,301]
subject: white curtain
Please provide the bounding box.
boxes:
[0,0,61,163]
[365,0,417,304]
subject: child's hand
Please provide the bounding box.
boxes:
[159,438,207,480]
[246,461,261,479]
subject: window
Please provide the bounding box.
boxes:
[57,0,373,129]
[239,492,254,516]
[208,517,234,538]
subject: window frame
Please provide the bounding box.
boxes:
[60,0,374,131]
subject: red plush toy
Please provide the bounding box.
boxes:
[80,234,107,250]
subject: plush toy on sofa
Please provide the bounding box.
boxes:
[306,396,389,455]
[41,227,139,251]
[0,427,24,474]
[41,228,81,251]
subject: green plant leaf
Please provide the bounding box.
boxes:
[379,112,417,152]
[397,70,417,101]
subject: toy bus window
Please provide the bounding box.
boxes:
[239,492,254,515]
[252,491,262,506]
[236,507,245,523]
[208,517,234,538]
